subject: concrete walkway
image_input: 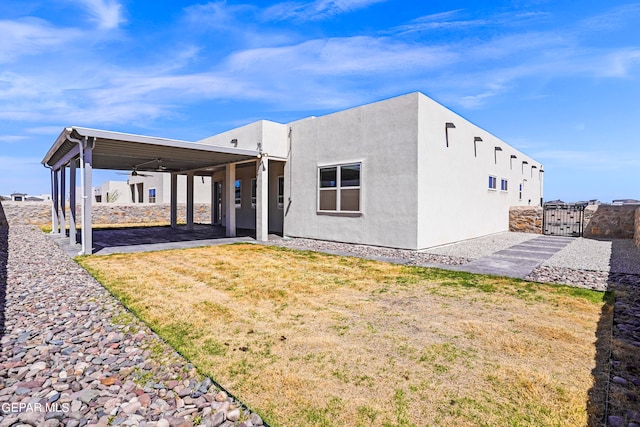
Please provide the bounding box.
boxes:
[444,235,575,278]
[47,224,259,257]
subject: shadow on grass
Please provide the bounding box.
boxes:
[597,239,640,426]
[586,290,614,427]
[0,202,8,339]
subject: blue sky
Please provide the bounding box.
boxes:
[1,0,639,202]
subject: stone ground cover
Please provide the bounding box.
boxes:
[0,226,264,427]
[78,243,611,427]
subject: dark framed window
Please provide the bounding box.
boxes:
[318,163,361,212]
[277,176,284,208]
[251,178,256,209]
[235,179,241,208]
[488,175,497,190]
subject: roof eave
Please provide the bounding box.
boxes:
[42,127,74,166]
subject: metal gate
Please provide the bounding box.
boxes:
[543,203,586,237]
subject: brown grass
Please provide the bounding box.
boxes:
[78,244,609,427]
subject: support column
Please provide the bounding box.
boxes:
[59,166,67,236]
[170,173,178,228]
[69,160,77,245]
[51,169,60,234]
[186,172,194,231]
[256,159,269,242]
[225,164,236,237]
[81,138,94,255]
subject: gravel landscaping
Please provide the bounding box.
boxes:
[542,237,640,274]
[0,225,263,427]
[420,232,539,259]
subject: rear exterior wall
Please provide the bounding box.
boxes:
[283,93,420,249]
[416,94,543,248]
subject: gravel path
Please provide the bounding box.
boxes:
[0,226,263,427]
[420,232,539,259]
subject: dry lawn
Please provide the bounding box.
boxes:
[78,244,610,427]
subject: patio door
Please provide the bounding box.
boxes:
[213,181,222,225]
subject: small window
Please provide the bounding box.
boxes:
[251,178,256,209]
[519,183,523,200]
[235,179,241,208]
[318,163,361,212]
[500,179,508,192]
[488,175,497,190]
[277,176,284,208]
[149,188,157,203]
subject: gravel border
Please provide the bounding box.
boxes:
[273,237,470,265]
[0,226,263,427]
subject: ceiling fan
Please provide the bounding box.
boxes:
[117,158,167,177]
[116,168,153,177]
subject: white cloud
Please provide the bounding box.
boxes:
[72,0,125,30]
[595,48,640,78]
[264,0,387,22]
[0,135,29,144]
[579,3,640,32]
[0,18,81,63]
[228,36,457,75]
[183,2,255,30]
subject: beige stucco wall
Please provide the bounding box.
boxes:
[282,92,543,249]
[197,120,289,159]
[284,92,421,248]
[416,94,543,248]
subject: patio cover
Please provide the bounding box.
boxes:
[42,127,259,174]
[42,127,262,255]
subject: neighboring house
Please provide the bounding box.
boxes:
[10,193,28,202]
[126,173,212,204]
[612,199,640,206]
[43,91,544,254]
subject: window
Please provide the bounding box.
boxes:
[488,175,497,190]
[251,178,256,209]
[149,188,156,203]
[318,163,361,212]
[235,179,241,208]
[500,179,508,192]
[277,176,284,208]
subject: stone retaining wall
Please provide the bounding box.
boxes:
[509,206,543,234]
[0,201,212,226]
[583,205,636,239]
[509,204,640,240]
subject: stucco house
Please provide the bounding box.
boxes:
[93,175,212,204]
[43,92,543,254]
